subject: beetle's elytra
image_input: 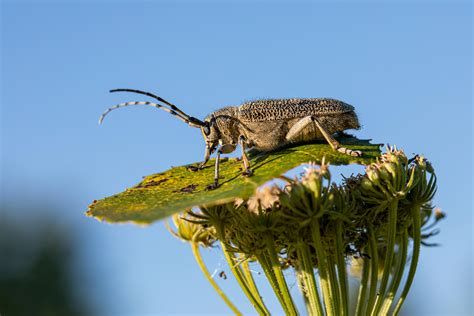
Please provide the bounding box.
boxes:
[100,89,362,189]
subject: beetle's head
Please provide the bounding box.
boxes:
[201,115,220,153]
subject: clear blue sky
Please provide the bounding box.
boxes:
[2,1,472,315]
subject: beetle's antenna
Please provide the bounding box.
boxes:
[109,88,205,127]
[99,101,203,127]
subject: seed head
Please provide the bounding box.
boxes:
[166,212,215,247]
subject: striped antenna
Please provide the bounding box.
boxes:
[109,88,206,127]
[98,101,201,127]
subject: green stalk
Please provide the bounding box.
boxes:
[295,262,311,314]
[257,252,289,315]
[327,254,341,316]
[381,228,408,314]
[335,221,349,315]
[190,242,242,315]
[295,247,312,314]
[217,229,267,316]
[371,199,398,316]
[264,234,299,315]
[311,218,335,316]
[394,204,422,315]
[366,224,379,312]
[298,240,324,315]
[256,252,289,314]
[241,258,267,312]
[354,254,370,316]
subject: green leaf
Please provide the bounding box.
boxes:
[87,137,381,224]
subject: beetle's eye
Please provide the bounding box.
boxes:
[203,125,210,136]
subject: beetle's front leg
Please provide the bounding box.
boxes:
[207,148,222,190]
[188,145,212,172]
[198,145,211,169]
[239,135,253,176]
[206,143,236,190]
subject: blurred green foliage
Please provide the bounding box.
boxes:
[0,218,94,316]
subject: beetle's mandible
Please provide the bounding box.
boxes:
[100,89,362,189]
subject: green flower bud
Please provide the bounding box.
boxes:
[366,167,381,185]
[383,162,398,180]
[378,166,392,182]
[167,212,215,247]
[361,177,375,191]
[302,169,323,197]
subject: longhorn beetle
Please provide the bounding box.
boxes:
[100,89,362,189]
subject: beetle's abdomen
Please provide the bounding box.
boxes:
[238,98,355,122]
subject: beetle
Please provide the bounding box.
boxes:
[99,88,362,189]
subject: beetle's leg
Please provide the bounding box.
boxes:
[198,145,211,169]
[285,116,362,157]
[207,148,222,190]
[285,116,314,141]
[311,117,362,157]
[239,135,253,176]
[188,145,212,172]
[206,143,237,189]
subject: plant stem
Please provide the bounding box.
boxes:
[335,221,349,315]
[311,218,335,316]
[241,257,267,312]
[295,264,311,314]
[298,240,324,315]
[371,199,398,316]
[257,252,290,314]
[381,228,408,314]
[394,203,422,315]
[191,242,242,315]
[264,234,299,315]
[366,223,379,312]
[218,237,268,315]
[354,253,370,316]
[327,254,341,316]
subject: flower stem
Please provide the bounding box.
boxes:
[354,253,370,316]
[335,221,349,315]
[394,203,422,315]
[257,252,290,314]
[264,234,299,315]
[366,223,380,311]
[190,242,242,315]
[311,218,335,316]
[371,199,398,316]
[327,254,341,316]
[381,228,408,314]
[218,237,268,315]
[241,258,267,311]
[295,266,311,314]
[297,239,324,315]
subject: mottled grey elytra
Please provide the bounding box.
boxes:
[100,89,362,189]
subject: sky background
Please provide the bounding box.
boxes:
[1,1,472,315]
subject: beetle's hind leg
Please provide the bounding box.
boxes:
[285,116,362,157]
[311,117,362,157]
[239,135,253,176]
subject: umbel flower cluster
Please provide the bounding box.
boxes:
[168,146,443,316]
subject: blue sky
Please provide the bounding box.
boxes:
[2,1,472,315]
